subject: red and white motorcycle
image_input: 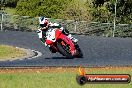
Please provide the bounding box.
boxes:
[41,24,83,58]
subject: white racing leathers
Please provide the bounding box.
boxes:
[37,23,63,39]
[37,23,78,43]
[37,28,43,39]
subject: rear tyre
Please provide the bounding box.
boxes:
[57,41,73,58]
[74,43,83,58]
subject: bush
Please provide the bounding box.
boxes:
[16,0,71,18]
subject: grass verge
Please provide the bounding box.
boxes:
[0,45,27,60]
[0,67,131,88]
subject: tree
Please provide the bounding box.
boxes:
[61,0,92,21]
[16,0,40,17]
[86,0,132,23]
[2,0,19,8]
[107,0,132,23]
[16,0,71,18]
[86,0,111,22]
[92,0,105,7]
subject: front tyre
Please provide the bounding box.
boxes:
[57,41,73,58]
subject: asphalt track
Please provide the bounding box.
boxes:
[0,31,132,67]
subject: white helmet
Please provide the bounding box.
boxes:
[39,16,48,24]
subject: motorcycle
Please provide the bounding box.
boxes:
[45,26,83,58]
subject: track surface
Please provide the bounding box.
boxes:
[0,31,132,67]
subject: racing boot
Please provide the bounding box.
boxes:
[40,38,48,47]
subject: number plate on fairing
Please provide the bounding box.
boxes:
[46,28,56,42]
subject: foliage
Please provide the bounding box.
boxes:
[1,0,19,8]
[86,0,112,22]
[92,0,105,7]
[3,8,16,14]
[107,0,132,23]
[15,0,92,21]
[60,0,92,21]
[16,0,71,18]
[87,0,132,23]
[2,0,132,24]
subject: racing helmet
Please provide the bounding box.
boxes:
[39,16,48,25]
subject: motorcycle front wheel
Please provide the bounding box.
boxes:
[57,41,73,58]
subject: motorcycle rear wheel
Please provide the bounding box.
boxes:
[74,43,83,58]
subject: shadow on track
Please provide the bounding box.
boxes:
[45,57,74,59]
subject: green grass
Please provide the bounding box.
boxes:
[0,68,132,88]
[0,45,26,60]
[0,73,76,88]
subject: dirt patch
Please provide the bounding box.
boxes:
[0,67,132,74]
[0,67,77,74]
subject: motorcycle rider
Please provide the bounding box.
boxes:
[37,16,78,46]
[37,16,48,45]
